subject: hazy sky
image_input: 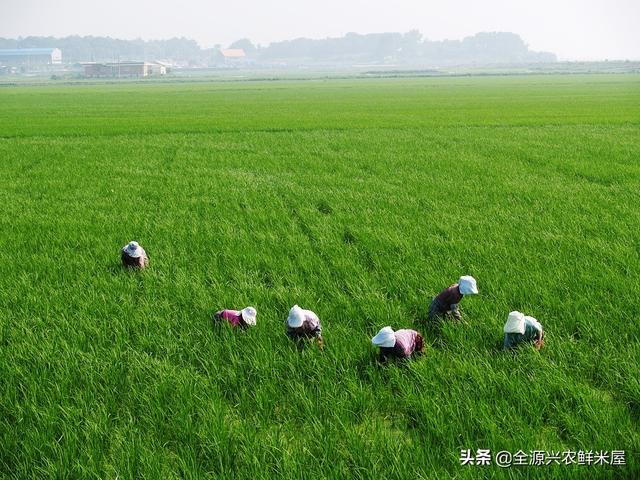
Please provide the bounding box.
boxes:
[1,0,638,60]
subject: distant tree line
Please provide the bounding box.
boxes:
[0,36,220,65]
[0,31,556,66]
[244,31,556,64]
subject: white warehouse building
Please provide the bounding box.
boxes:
[0,48,62,67]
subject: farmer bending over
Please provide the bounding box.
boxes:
[503,311,544,350]
[214,307,257,329]
[121,241,149,269]
[428,275,478,321]
[287,304,323,348]
[371,326,424,361]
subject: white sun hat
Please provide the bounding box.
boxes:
[123,241,144,258]
[241,307,257,326]
[372,326,396,348]
[287,305,305,328]
[458,275,479,295]
[504,311,526,334]
[524,315,542,333]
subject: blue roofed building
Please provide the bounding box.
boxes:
[0,48,62,67]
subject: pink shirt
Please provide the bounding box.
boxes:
[394,329,421,357]
[219,309,242,327]
[301,311,321,332]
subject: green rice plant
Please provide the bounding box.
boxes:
[0,74,638,479]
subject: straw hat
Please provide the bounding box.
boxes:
[458,275,478,295]
[122,241,144,258]
[504,311,526,334]
[372,326,396,348]
[241,307,257,326]
[287,305,305,328]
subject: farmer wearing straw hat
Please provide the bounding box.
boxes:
[428,275,478,321]
[214,307,257,329]
[371,326,424,361]
[121,241,149,268]
[287,305,323,348]
[503,311,544,350]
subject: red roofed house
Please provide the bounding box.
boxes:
[219,48,246,65]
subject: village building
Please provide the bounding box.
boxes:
[219,48,247,65]
[0,48,62,68]
[82,61,168,78]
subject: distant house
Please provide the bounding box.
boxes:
[220,48,246,65]
[0,48,62,67]
[82,61,167,78]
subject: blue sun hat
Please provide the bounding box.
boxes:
[504,311,526,335]
[122,241,144,258]
[458,275,479,295]
[287,305,305,328]
[372,326,396,348]
[241,306,257,326]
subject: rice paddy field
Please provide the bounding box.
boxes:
[0,74,639,479]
